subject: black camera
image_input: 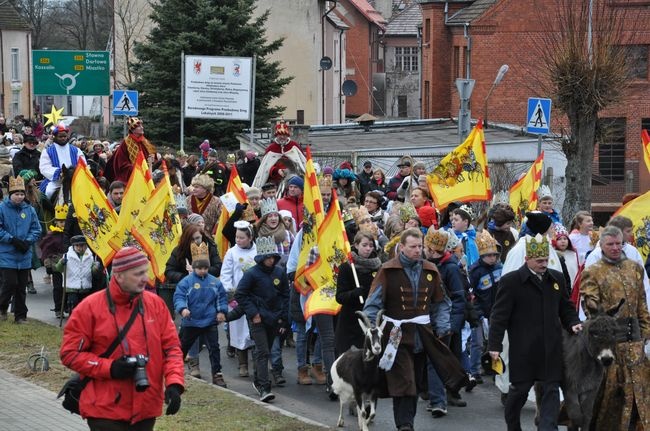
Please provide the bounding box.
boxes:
[124,354,149,392]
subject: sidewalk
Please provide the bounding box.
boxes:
[0,368,87,430]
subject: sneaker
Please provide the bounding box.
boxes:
[465,375,477,392]
[431,406,448,418]
[27,283,36,294]
[212,372,227,388]
[272,370,286,386]
[260,388,275,403]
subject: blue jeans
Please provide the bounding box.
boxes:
[469,323,484,376]
[427,360,446,408]
[295,321,308,368]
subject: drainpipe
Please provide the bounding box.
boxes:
[464,22,471,79]
[322,1,337,125]
[26,33,31,118]
[338,27,344,123]
[444,1,449,24]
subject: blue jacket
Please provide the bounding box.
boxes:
[453,226,479,267]
[430,252,467,333]
[0,198,41,269]
[173,272,227,328]
[235,262,289,328]
[469,258,503,318]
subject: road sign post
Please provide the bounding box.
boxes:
[33,50,110,96]
[112,90,139,116]
[526,97,552,158]
[456,78,475,143]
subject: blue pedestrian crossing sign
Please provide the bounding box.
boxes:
[112,90,138,116]
[526,97,552,135]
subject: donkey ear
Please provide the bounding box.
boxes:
[606,298,626,317]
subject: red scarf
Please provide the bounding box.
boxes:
[191,193,212,214]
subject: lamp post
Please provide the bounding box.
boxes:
[483,64,509,129]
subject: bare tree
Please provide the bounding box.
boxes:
[522,0,631,222]
[113,0,150,86]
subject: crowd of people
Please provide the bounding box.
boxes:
[0,115,648,431]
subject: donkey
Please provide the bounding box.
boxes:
[331,310,386,431]
[562,298,625,431]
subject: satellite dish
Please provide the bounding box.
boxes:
[320,56,333,71]
[341,80,358,96]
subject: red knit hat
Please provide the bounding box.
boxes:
[112,247,149,272]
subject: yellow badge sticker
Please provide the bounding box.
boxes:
[427,274,433,281]
[553,283,559,291]
[504,240,510,246]
[372,271,377,277]
[273,278,280,286]
[193,283,201,289]
[20,213,26,219]
[238,257,244,263]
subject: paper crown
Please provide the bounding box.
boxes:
[226,153,236,163]
[342,209,354,223]
[525,234,550,258]
[255,236,278,256]
[54,203,69,220]
[127,116,142,131]
[175,194,187,210]
[538,185,553,200]
[274,120,290,137]
[319,175,333,189]
[8,176,25,193]
[476,230,499,256]
[456,204,475,221]
[190,241,210,266]
[445,229,461,252]
[491,190,510,207]
[399,203,418,223]
[351,206,371,226]
[260,197,279,218]
[424,227,449,252]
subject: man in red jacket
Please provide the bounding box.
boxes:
[60,247,184,430]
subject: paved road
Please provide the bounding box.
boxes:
[25,266,549,430]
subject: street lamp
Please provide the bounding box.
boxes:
[483,64,509,129]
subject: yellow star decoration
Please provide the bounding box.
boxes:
[43,105,64,127]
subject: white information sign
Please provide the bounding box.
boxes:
[184,55,253,120]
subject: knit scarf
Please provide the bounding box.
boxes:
[351,251,381,273]
[257,221,288,245]
[191,193,213,214]
[125,133,156,164]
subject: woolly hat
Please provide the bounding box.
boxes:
[261,182,277,192]
[323,166,334,176]
[418,206,437,228]
[245,186,262,199]
[333,168,356,181]
[525,211,552,235]
[70,235,87,246]
[339,161,353,170]
[112,247,149,272]
[187,213,205,226]
[287,175,304,190]
[199,140,210,151]
[246,151,256,161]
[191,174,214,193]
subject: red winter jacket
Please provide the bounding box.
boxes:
[60,277,184,423]
[277,194,304,227]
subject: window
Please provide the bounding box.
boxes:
[453,46,461,79]
[425,19,430,43]
[424,81,430,118]
[597,117,626,181]
[642,118,650,131]
[625,45,648,80]
[395,47,418,72]
[10,48,19,81]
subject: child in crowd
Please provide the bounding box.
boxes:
[39,204,68,318]
[569,210,594,264]
[173,241,228,388]
[536,185,562,224]
[552,224,579,296]
[55,235,102,312]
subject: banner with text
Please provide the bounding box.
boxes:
[184,55,253,120]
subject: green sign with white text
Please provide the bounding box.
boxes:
[32,50,110,96]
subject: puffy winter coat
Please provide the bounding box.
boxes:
[235,262,289,327]
[173,272,227,328]
[60,277,184,424]
[0,198,41,269]
[61,246,95,290]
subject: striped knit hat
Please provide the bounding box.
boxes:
[112,247,149,272]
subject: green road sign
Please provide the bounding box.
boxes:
[33,50,110,96]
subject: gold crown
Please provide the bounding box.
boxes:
[525,234,550,258]
[8,176,25,193]
[260,197,279,218]
[190,241,210,265]
[424,227,449,252]
[476,230,499,256]
[319,175,333,189]
[399,203,418,223]
[351,206,371,226]
[54,204,69,220]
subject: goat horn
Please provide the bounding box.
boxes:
[355,310,372,328]
[376,309,384,327]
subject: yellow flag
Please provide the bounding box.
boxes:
[643,130,650,175]
[426,120,491,209]
[131,161,183,282]
[613,190,650,261]
[214,164,248,259]
[109,151,154,251]
[509,151,544,220]
[303,189,350,318]
[71,158,119,266]
[294,146,325,295]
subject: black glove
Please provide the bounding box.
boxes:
[11,238,29,253]
[234,202,248,215]
[287,272,296,283]
[110,357,137,379]
[401,180,409,190]
[165,384,183,415]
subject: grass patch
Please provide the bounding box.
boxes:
[0,317,327,430]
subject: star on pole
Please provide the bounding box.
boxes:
[43,105,64,127]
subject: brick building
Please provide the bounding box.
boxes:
[419,0,650,221]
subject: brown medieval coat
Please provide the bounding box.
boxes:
[581,257,650,431]
[368,256,467,398]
